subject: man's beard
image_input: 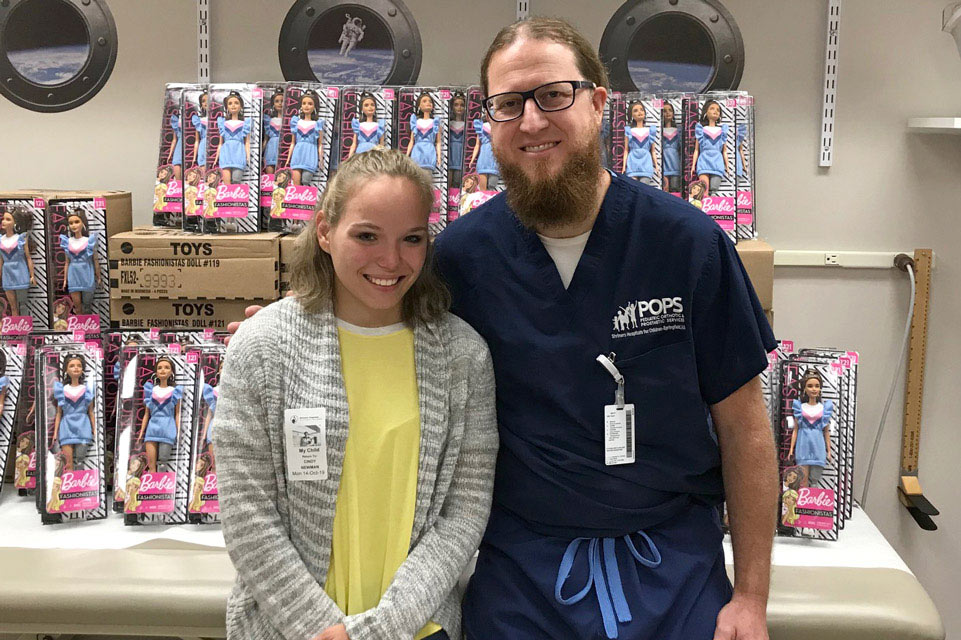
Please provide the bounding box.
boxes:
[496,127,602,232]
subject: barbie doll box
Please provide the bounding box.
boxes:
[0,194,51,332]
[0,190,131,333]
[110,297,274,330]
[109,229,279,300]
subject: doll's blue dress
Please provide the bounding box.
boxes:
[0,233,30,290]
[53,381,94,445]
[351,118,385,155]
[409,114,440,169]
[263,115,282,167]
[449,120,465,171]
[217,117,252,170]
[694,123,729,177]
[191,113,208,166]
[792,399,834,467]
[662,127,681,178]
[143,382,184,446]
[473,119,499,176]
[171,114,182,166]
[289,116,324,172]
[59,232,99,293]
[624,125,657,178]
[202,383,219,444]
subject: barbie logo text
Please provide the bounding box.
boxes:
[701,197,735,215]
[216,185,249,201]
[140,472,176,493]
[61,469,98,493]
[67,316,101,332]
[1,316,33,335]
[203,474,219,493]
[797,488,835,509]
[737,191,753,209]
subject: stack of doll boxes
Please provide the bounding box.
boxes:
[107,228,280,330]
[764,342,859,541]
[0,190,131,334]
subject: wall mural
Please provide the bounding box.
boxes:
[600,0,744,94]
[279,0,422,86]
[0,0,117,112]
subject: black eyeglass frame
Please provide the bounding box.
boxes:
[483,80,596,122]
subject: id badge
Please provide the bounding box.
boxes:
[283,407,328,481]
[604,403,636,466]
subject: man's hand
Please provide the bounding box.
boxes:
[710,376,777,640]
[312,623,349,640]
[714,593,768,640]
[225,304,264,345]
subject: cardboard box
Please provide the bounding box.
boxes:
[279,232,301,297]
[110,298,273,330]
[109,229,279,300]
[736,238,773,312]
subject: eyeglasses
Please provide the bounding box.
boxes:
[483,80,596,122]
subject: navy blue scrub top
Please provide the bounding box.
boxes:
[435,174,776,539]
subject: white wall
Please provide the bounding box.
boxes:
[1,0,959,637]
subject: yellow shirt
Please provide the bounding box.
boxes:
[325,321,442,640]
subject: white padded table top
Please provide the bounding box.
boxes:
[0,486,943,639]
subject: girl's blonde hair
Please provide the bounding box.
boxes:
[290,147,450,324]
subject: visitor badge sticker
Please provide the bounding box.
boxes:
[283,407,328,481]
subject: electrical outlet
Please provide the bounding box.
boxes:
[824,253,840,265]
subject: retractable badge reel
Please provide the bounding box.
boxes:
[596,353,635,466]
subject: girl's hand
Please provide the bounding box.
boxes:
[30,276,36,286]
[312,624,349,640]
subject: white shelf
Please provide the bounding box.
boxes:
[907,117,961,133]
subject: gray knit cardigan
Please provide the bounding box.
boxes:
[214,296,498,640]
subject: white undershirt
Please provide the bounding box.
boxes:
[537,230,592,289]
[336,318,407,336]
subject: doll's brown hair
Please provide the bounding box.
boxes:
[61,353,86,384]
[699,99,721,126]
[300,90,320,119]
[415,91,435,119]
[358,91,377,122]
[799,369,824,404]
[66,210,90,237]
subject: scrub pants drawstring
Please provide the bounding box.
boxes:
[554,532,662,639]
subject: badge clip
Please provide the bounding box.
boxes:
[596,353,625,408]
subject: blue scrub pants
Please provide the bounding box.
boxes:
[463,502,731,640]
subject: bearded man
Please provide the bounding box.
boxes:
[435,17,777,640]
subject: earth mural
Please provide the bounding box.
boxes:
[308,48,394,85]
[628,60,712,94]
[7,44,89,85]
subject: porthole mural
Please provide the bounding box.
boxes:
[600,0,744,93]
[279,0,422,85]
[0,0,118,112]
